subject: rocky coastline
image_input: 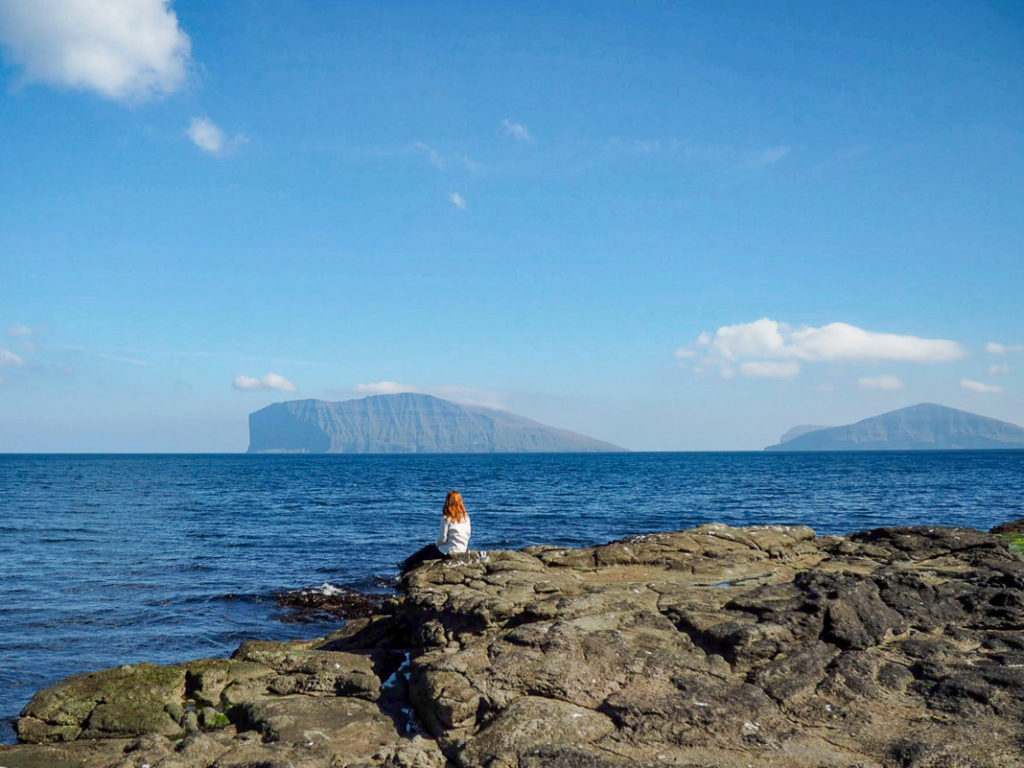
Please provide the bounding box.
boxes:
[3,521,1024,768]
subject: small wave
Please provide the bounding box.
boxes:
[274,583,394,624]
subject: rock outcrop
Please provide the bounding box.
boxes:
[6,521,1024,767]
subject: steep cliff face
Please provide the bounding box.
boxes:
[247,393,625,453]
[767,403,1024,451]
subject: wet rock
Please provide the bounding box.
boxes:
[275,584,396,623]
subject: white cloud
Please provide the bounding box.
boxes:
[501,118,532,142]
[688,318,964,367]
[355,381,417,395]
[960,379,1002,394]
[989,364,1011,376]
[187,116,247,157]
[986,341,1023,355]
[9,325,32,337]
[752,146,791,166]
[0,348,25,366]
[858,374,904,390]
[739,361,800,379]
[233,373,296,392]
[449,192,467,210]
[0,0,191,102]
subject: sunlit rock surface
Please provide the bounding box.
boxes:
[6,520,1024,767]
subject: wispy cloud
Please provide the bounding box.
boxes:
[989,364,1011,376]
[501,118,532,143]
[354,381,505,410]
[449,192,467,210]
[986,341,1024,355]
[739,361,800,379]
[748,146,791,167]
[412,141,445,169]
[0,348,25,366]
[355,380,416,395]
[8,325,33,337]
[961,379,1002,394]
[680,318,965,379]
[858,374,904,390]
[410,142,479,172]
[187,117,248,157]
[0,0,191,102]
[96,352,153,367]
[233,373,297,392]
[611,137,790,169]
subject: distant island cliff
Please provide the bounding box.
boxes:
[247,393,625,453]
[766,403,1024,451]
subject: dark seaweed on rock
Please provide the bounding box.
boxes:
[274,584,396,623]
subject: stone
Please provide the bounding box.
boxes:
[7,521,1024,768]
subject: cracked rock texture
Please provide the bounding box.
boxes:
[4,522,1024,767]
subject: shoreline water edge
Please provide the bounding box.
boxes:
[3,519,1024,768]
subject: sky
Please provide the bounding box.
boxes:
[0,0,1022,452]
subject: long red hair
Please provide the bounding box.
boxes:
[443,490,469,523]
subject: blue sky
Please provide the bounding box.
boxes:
[0,0,1021,451]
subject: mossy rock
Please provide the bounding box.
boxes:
[18,663,186,743]
[994,533,1024,553]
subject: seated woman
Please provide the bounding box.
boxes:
[400,490,472,572]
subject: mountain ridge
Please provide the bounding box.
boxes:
[247,393,625,453]
[766,403,1024,451]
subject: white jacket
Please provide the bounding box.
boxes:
[437,517,471,555]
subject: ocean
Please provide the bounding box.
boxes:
[1,451,1022,743]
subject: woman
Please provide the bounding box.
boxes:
[400,490,472,572]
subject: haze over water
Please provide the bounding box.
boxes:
[2,451,1023,742]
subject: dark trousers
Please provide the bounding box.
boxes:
[400,544,444,573]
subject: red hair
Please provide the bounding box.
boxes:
[443,490,468,523]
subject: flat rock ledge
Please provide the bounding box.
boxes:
[5,522,1024,768]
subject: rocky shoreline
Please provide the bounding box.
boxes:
[3,521,1024,768]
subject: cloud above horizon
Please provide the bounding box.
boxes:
[0,346,24,383]
[679,318,965,379]
[8,325,32,337]
[0,0,191,102]
[501,118,532,142]
[960,379,1002,394]
[986,341,1024,355]
[449,192,467,210]
[187,117,247,156]
[233,373,296,392]
[739,360,800,379]
[355,380,416,396]
[354,381,505,410]
[858,374,904,390]
[0,347,24,366]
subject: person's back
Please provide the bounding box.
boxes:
[437,515,471,555]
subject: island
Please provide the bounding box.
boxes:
[766,402,1024,451]
[5,520,1024,767]
[247,393,625,454]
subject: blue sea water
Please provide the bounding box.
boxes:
[1,451,1023,743]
